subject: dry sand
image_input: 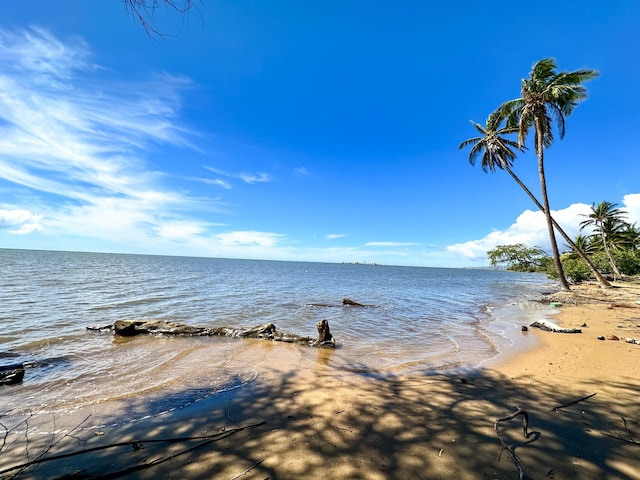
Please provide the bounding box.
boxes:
[2,281,639,479]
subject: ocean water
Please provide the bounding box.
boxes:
[0,249,556,420]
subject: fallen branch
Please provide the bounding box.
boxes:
[0,421,265,477]
[229,459,265,480]
[494,408,533,480]
[552,393,596,412]
[600,431,640,446]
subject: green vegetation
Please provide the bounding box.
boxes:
[579,201,627,278]
[487,205,640,282]
[487,244,549,272]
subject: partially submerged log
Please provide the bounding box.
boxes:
[88,320,335,348]
[306,298,375,308]
[0,363,25,385]
[342,297,374,307]
[529,320,582,334]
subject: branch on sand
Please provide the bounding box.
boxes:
[0,420,265,478]
[494,408,533,480]
[551,392,596,412]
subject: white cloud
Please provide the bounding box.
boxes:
[446,203,594,260]
[326,233,345,240]
[0,208,43,234]
[622,193,640,224]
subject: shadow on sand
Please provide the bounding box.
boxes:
[1,355,638,480]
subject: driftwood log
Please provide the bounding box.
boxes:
[305,298,375,308]
[529,320,582,334]
[88,319,335,348]
[342,297,375,307]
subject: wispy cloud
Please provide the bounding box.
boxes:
[203,166,272,186]
[192,177,233,189]
[326,233,345,240]
[0,26,221,248]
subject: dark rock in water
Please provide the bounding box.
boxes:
[342,297,376,307]
[521,325,529,332]
[0,363,25,385]
[342,297,364,306]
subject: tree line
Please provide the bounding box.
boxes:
[459,58,639,289]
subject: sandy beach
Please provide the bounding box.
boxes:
[2,281,639,480]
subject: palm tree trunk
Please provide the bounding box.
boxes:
[600,231,622,279]
[535,117,570,291]
[504,164,611,288]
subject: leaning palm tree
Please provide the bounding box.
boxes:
[459,113,611,288]
[496,58,599,291]
[580,201,627,278]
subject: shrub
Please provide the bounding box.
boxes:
[614,251,640,275]
[560,257,592,283]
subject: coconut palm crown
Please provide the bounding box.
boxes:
[458,113,522,173]
[499,58,599,151]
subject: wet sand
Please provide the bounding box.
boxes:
[2,281,639,479]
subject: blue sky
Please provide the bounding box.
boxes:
[1,1,639,267]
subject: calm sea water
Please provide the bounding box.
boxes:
[0,249,556,420]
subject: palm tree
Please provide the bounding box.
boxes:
[580,201,627,278]
[620,222,640,253]
[496,58,599,291]
[459,114,611,288]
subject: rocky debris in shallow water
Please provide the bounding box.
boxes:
[88,319,336,348]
